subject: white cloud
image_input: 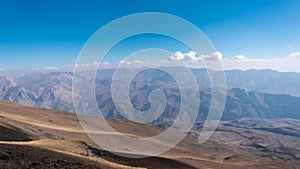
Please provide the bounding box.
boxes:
[0,68,5,72]
[63,64,74,68]
[201,51,223,61]
[288,52,300,59]
[70,51,300,72]
[119,60,145,65]
[64,61,110,69]
[33,67,59,71]
[93,61,110,65]
[168,51,224,62]
[232,55,247,60]
[42,66,59,70]
[120,60,130,64]
[130,60,143,64]
[9,51,300,74]
[168,51,200,61]
[221,53,300,72]
[64,64,84,68]
[171,51,300,72]
[101,61,110,65]
[74,64,90,68]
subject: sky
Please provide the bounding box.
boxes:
[0,0,300,73]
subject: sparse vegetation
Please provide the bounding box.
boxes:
[0,100,300,168]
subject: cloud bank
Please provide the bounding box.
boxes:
[168,51,199,61]
[167,51,300,72]
[221,52,300,72]
[232,55,247,60]
[168,51,223,62]
[201,51,223,61]
[288,52,300,59]
[4,51,299,75]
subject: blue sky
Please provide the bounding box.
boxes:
[0,0,300,69]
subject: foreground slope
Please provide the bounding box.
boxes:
[0,100,299,168]
[0,100,195,169]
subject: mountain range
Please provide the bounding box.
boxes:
[1,68,300,168]
[1,68,300,122]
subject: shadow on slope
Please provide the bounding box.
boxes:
[0,143,120,169]
[85,142,197,169]
[0,124,34,141]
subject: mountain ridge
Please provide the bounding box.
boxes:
[1,69,300,122]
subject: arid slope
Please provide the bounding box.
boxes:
[0,100,299,168]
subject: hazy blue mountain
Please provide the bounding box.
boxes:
[0,69,300,122]
[0,72,74,112]
[224,69,300,97]
[97,68,300,97]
